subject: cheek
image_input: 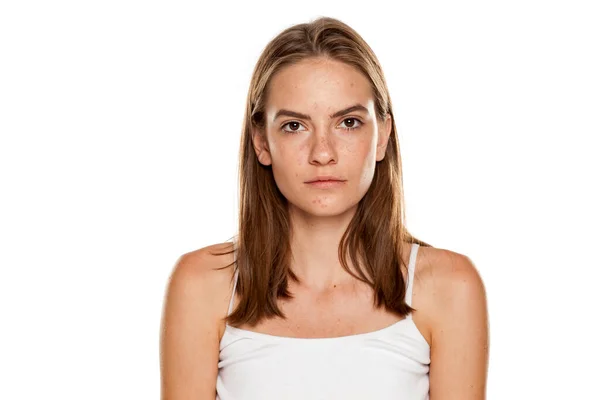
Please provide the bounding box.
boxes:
[352,138,378,184]
[349,135,376,162]
[270,141,304,183]
[294,141,310,169]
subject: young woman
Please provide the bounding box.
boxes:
[160,16,489,400]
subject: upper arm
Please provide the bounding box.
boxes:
[428,252,490,400]
[159,248,224,400]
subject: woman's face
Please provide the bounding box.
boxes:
[252,57,391,217]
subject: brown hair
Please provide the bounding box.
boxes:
[211,16,431,328]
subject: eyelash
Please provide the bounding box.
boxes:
[280,118,363,134]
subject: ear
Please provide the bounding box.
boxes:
[376,113,392,162]
[251,124,273,166]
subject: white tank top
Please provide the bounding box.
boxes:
[216,240,430,400]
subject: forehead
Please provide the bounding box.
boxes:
[265,58,374,115]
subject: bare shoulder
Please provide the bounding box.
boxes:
[164,242,236,320]
[166,241,237,334]
[410,245,487,342]
[414,245,489,397]
[414,245,487,323]
[176,241,236,285]
[160,241,236,399]
[414,245,485,295]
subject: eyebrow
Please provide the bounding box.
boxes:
[273,103,369,122]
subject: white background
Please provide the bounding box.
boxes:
[1,1,598,398]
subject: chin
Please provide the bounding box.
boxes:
[290,199,357,218]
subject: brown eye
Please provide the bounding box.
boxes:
[281,121,307,134]
[339,118,362,131]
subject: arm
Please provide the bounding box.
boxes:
[160,249,223,400]
[429,252,490,399]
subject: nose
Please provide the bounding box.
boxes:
[309,130,337,166]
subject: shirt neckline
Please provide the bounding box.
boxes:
[224,316,422,343]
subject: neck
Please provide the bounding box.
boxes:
[287,204,359,291]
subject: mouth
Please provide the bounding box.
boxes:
[305,179,346,189]
[305,176,346,183]
[305,179,344,183]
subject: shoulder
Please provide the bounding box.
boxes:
[175,241,235,280]
[167,241,237,311]
[415,245,487,320]
[415,245,485,298]
[169,242,232,290]
[160,242,236,397]
[162,241,237,339]
[414,245,489,395]
[411,245,487,339]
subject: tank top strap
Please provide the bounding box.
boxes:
[404,243,420,312]
[227,237,240,316]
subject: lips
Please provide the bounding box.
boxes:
[305,176,346,183]
[305,180,346,189]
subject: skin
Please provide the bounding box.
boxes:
[160,56,489,399]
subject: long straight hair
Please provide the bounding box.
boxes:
[212,16,431,328]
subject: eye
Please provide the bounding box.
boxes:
[338,118,363,131]
[281,121,307,134]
